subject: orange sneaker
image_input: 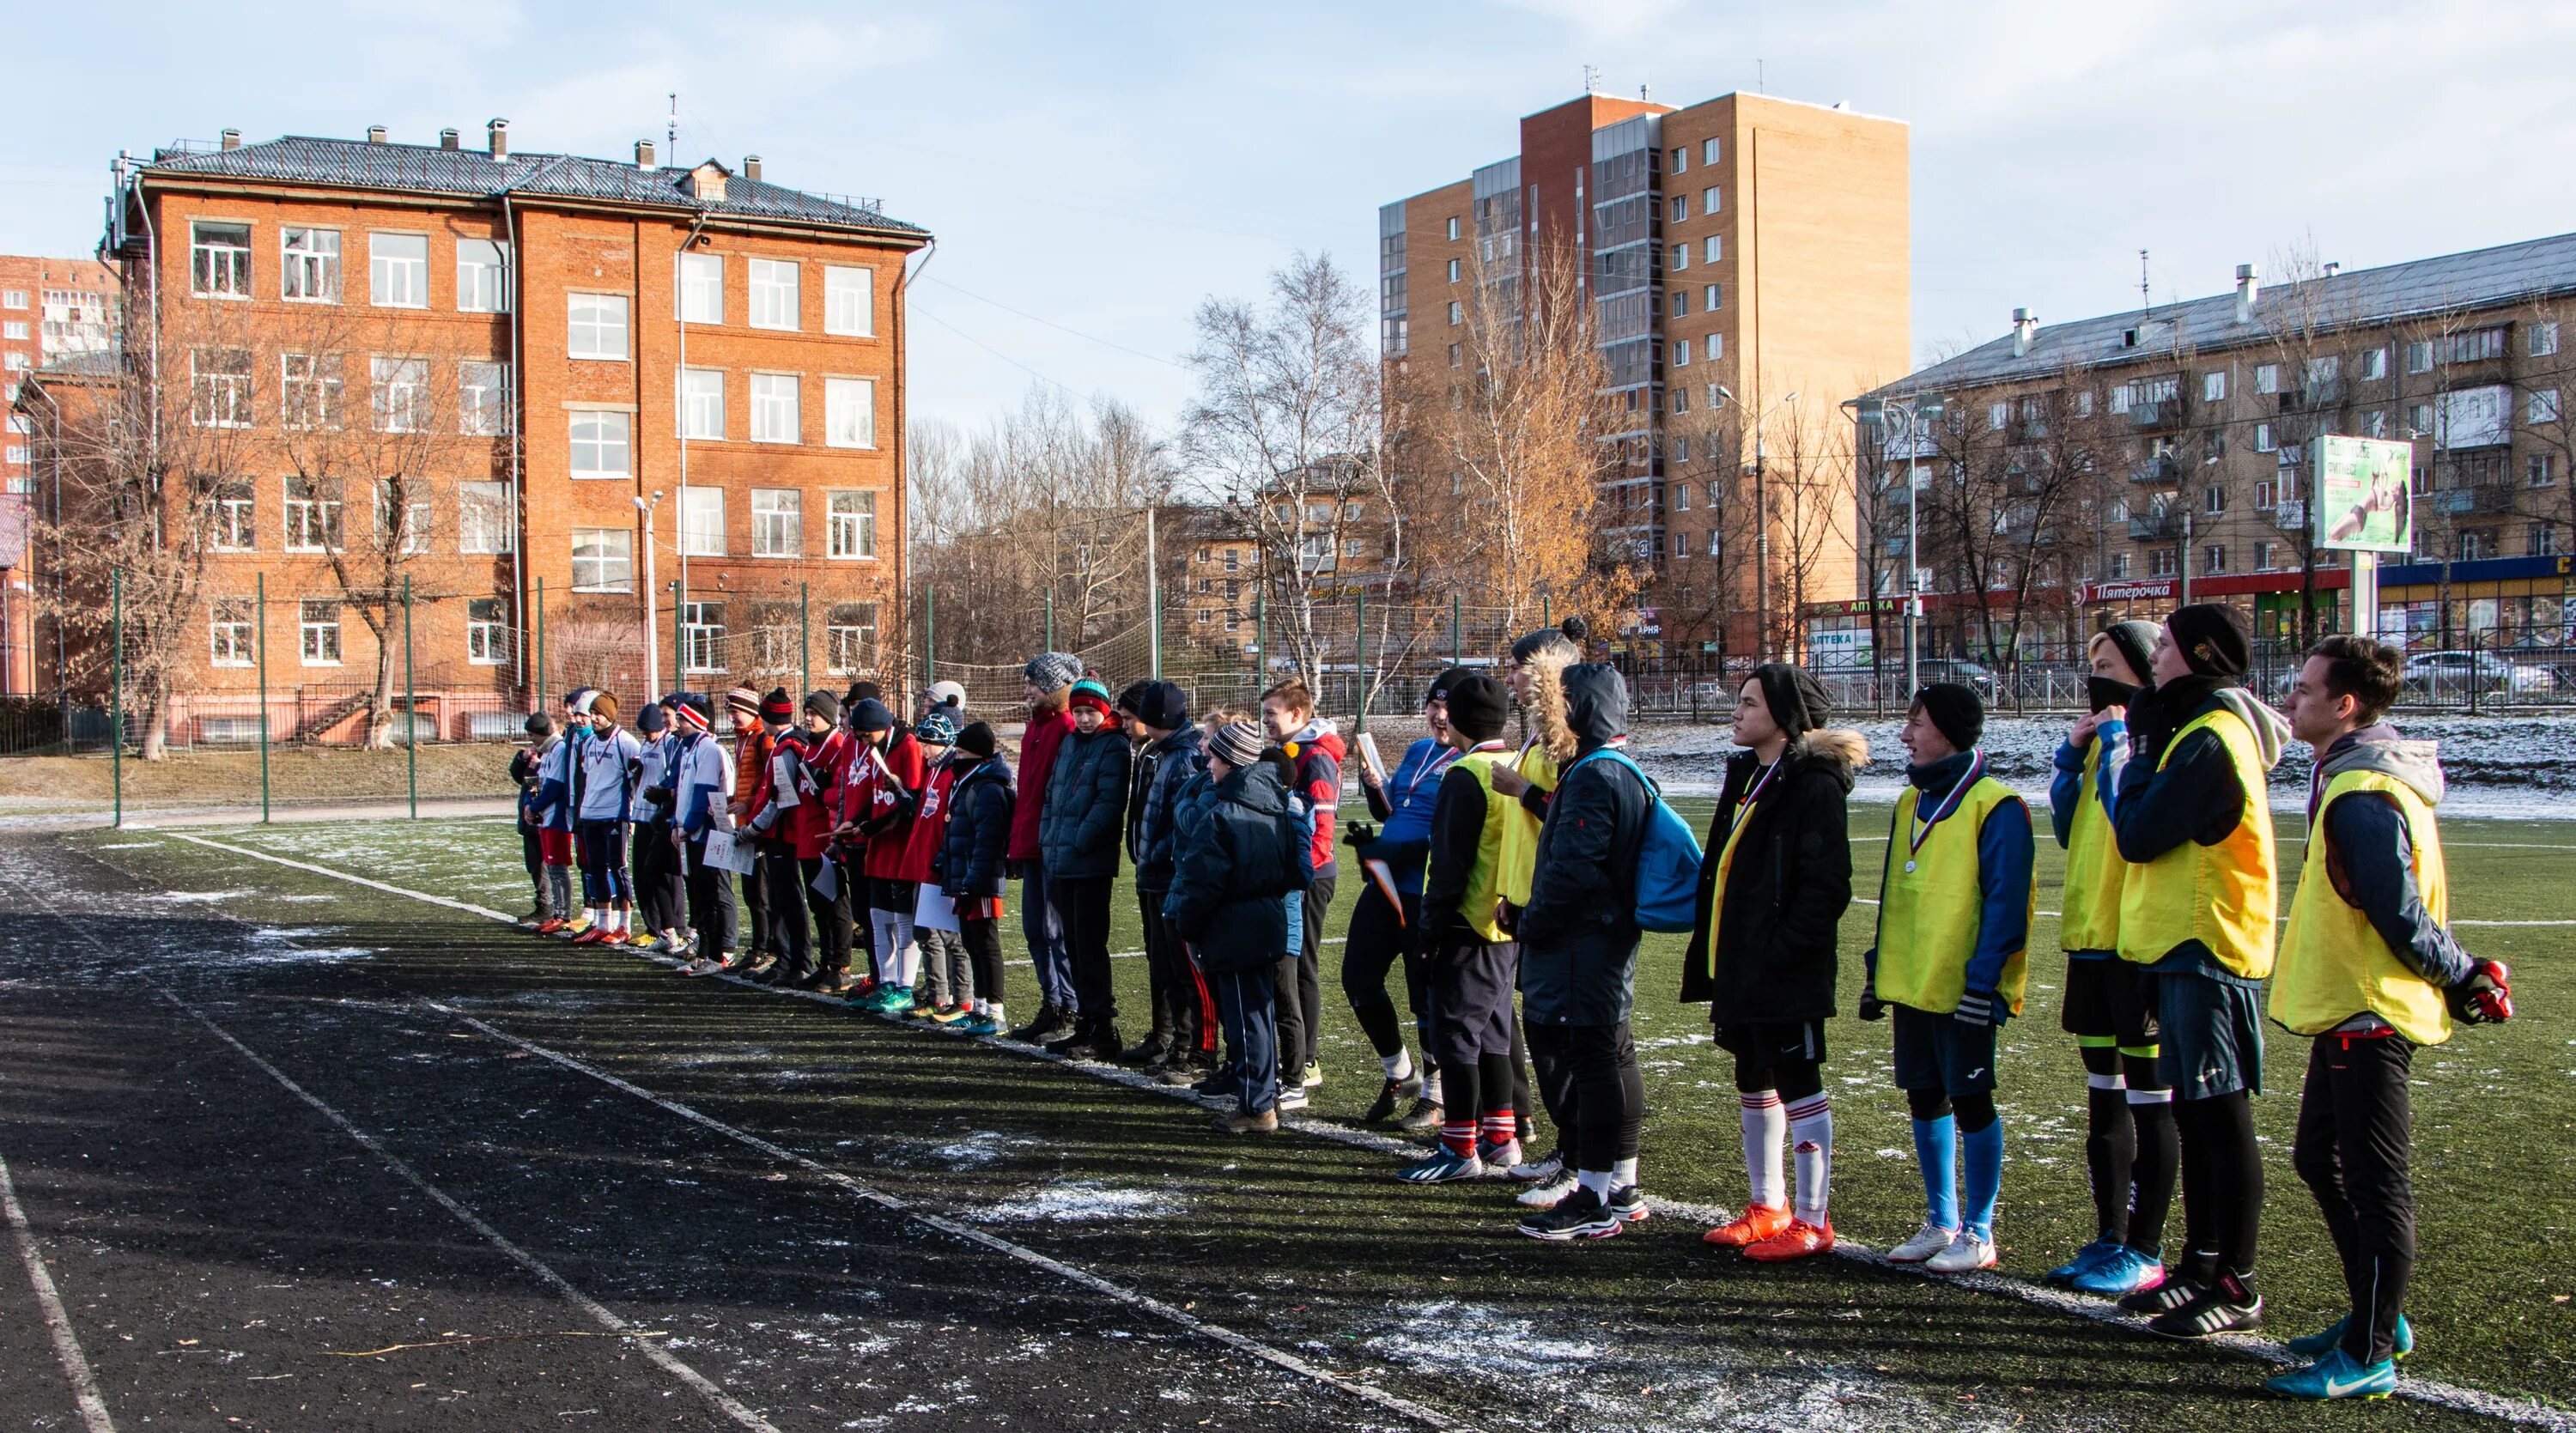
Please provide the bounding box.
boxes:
[1702,1203,1792,1248]
[1743,1217,1835,1262]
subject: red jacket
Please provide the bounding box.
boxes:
[847,730,929,882]
[1286,723,1346,879]
[1006,708,1077,864]
[792,728,854,860]
[897,760,957,884]
[732,724,776,818]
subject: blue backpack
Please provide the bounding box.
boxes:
[1564,745,1706,934]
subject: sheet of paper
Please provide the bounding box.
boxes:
[1356,730,1388,786]
[914,883,961,933]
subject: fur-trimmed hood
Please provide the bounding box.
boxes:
[1522,647,1579,762]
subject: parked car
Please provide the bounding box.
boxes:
[1913,658,1998,697]
[2402,650,2554,696]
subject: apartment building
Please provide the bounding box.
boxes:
[1380,88,1910,654]
[1856,233,2576,664]
[0,254,118,694]
[29,121,925,738]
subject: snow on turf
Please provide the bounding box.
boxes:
[974,1181,1162,1223]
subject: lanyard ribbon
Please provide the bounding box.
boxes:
[1909,750,1985,855]
[1732,758,1782,832]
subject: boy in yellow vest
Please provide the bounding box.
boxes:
[2109,602,2287,1339]
[1859,682,2035,1274]
[2263,635,2509,1400]
[2044,620,2178,1298]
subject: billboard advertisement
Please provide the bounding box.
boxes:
[2314,435,2415,555]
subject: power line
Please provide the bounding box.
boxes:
[924,276,1187,369]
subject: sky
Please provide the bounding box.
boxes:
[11,0,2576,442]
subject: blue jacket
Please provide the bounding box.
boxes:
[1357,737,1451,892]
[937,756,1015,900]
[1131,725,1206,893]
[1163,760,1303,974]
[1038,726,1132,878]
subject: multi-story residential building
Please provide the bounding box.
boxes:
[0,255,118,694]
[1854,234,2576,668]
[23,121,924,742]
[1380,88,1910,656]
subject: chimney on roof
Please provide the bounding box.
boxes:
[2324,261,2342,277]
[744,155,762,182]
[2012,307,2038,358]
[440,128,459,150]
[367,125,388,145]
[2235,263,2260,325]
[636,138,656,170]
[487,118,509,159]
[220,129,240,150]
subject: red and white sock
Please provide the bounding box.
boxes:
[1479,1113,1516,1150]
[1440,1119,1479,1160]
[1789,1093,1834,1226]
[1740,1090,1787,1209]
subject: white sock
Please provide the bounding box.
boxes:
[1788,1093,1834,1225]
[1423,1069,1444,1105]
[1612,1156,1639,1189]
[1740,1090,1788,1209]
[987,1001,1004,1026]
[1382,1049,1413,1081]
[1577,1169,1613,1199]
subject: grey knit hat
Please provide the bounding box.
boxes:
[1023,652,1082,692]
[1207,719,1265,768]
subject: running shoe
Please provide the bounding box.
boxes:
[908,994,940,1018]
[1395,1098,1443,1135]
[679,956,726,977]
[2147,1286,2263,1339]
[628,931,659,949]
[1744,1218,1834,1262]
[556,919,593,940]
[1517,1170,1580,1209]
[1476,1138,1524,1174]
[535,916,568,934]
[1362,1073,1423,1124]
[1518,1186,1621,1241]
[2070,1247,2167,1297]
[1275,1087,1309,1113]
[1396,1148,1485,1184]
[1506,1147,1565,1182]
[956,1014,1003,1037]
[1926,1230,1998,1273]
[2263,1348,2397,1401]
[2118,1278,2205,1316]
[1301,1062,1324,1090]
[572,926,610,945]
[2046,1237,2124,1285]
[930,1004,970,1025]
[1703,1204,1792,1248]
[1193,1070,1239,1102]
[1605,1185,1650,1224]
[1886,1221,1959,1265]
[2286,1314,2413,1362]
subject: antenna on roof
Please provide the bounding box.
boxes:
[666,93,677,159]
[1582,64,1600,94]
[2139,249,2151,315]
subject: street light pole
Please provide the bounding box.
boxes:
[1851,392,1943,698]
[635,492,663,697]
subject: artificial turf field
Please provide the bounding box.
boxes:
[2,799,2569,1431]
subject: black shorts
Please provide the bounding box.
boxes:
[1891,1004,1997,1096]
[1714,1020,1827,1068]
[2059,956,2161,1055]
[2154,969,2263,1100]
[1429,938,1518,1071]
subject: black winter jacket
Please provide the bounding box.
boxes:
[1678,727,1865,1021]
[937,756,1016,900]
[1162,761,1303,974]
[1518,664,1653,1026]
[1130,726,1206,893]
[1037,726,1133,878]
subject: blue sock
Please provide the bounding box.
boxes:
[1911,1115,1959,1230]
[1961,1117,2004,1238]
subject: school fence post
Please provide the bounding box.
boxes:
[403,574,417,821]
[1253,592,1266,701]
[257,571,270,823]
[1353,589,1368,732]
[532,577,546,713]
[110,567,122,829]
[671,580,683,698]
[1451,594,1462,667]
[925,588,937,689]
[800,580,811,698]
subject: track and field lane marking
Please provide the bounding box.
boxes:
[0,1152,117,1433]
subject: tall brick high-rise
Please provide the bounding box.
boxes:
[1381,88,1908,655]
[0,254,118,695]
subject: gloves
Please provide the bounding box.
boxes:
[1343,822,1378,851]
[1857,967,1886,1022]
[1954,989,1997,1029]
[2447,960,2514,1024]
[642,784,673,806]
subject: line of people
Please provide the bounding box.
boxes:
[502,605,2509,1402]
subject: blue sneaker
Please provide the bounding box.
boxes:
[2264,1347,2397,1401]
[2046,1237,2123,1285]
[2071,1246,2167,1297]
[955,1014,1001,1036]
[2286,1314,2413,1362]
[865,984,914,1015]
[1395,1148,1485,1184]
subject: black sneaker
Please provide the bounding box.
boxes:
[2147,1286,2263,1339]
[1397,1097,1444,1135]
[2119,1278,2202,1315]
[1519,1186,1623,1242]
[1363,1072,1424,1123]
[1082,1022,1125,1062]
[1043,1021,1092,1057]
[1194,1070,1240,1101]
[1606,1185,1650,1224]
[1160,1054,1218,1087]
[1008,1005,1063,1043]
[1122,1035,1174,1067]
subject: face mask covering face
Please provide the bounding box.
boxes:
[2088,676,2142,713]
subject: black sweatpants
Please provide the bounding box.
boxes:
[2293,1033,2415,1364]
[2176,1089,2264,1286]
[801,856,853,975]
[1297,876,1334,1067]
[1050,874,1119,1026]
[762,841,811,976]
[519,824,546,914]
[1528,1020,1646,1175]
[1341,882,1431,1062]
[681,835,738,955]
[740,851,771,957]
[959,915,1006,1009]
[1139,886,1212,1057]
[634,821,683,932]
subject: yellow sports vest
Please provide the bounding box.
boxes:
[2117,707,2278,979]
[1497,742,1558,907]
[1874,775,2033,1016]
[1450,747,1515,943]
[1698,762,1780,957]
[2270,770,2452,1045]
[2059,739,2125,953]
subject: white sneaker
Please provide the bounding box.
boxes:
[1887,1221,1959,1264]
[1275,1087,1309,1113]
[1516,1169,1580,1208]
[1477,1138,1524,1174]
[1926,1229,1998,1273]
[1507,1146,1565,1182]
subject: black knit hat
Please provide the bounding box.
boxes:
[844,680,883,708]
[1115,679,1153,715]
[1135,680,1189,731]
[1749,662,1832,739]
[1444,673,1510,741]
[954,720,998,758]
[523,712,555,737]
[804,689,841,723]
[1911,682,1985,753]
[1427,665,1479,705]
[1510,616,1587,665]
[759,687,794,722]
[2099,619,2161,687]
[2167,602,2250,678]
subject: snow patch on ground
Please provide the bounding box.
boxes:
[929,1132,1039,1169]
[974,1181,1162,1224]
[148,889,252,902]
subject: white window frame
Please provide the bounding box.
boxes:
[457,239,510,313]
[567,292,629,361]
[828,489,878,559]
[2532,321,2561,358]
[750,488,802,558]
[748,258,799,331]
[191,222,252,299]
[1669,243,1688,271]
[1702,185,1721,214]
[680,368,724,440]
[2202,370,2227,402]
[458,480,512,555]
[823,264,872,336]
[459,361,510,435]
[570,527,634,593]
[678,485,726,557]
[368,232,428,308]
[568,410,631,477]
[679,252,723,324]
[750,372,800,444]
[2254,421,2276,452]
[191,348,253,428]
[680,600,726,675]
[2360,346,2388,380]
[1702,137,1720,164]
[280,227,340,302]
[1447,301,1462,325]
[824,602,878,675]
[1671,338,1692,367]
[465,597,508,665]
[280,351,341,429]
[283,481,343,553]
[375,479,431,555]
[210,483,256,550]
[299,600,343,665]
[2406,340,2433,374]
[2254,363,2280,395]
[370,356,429,434]
[210,601,254,667]
[2530,388,2561,425]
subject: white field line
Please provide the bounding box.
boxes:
[0,1152,117,1433]
[135,831,2576,1430]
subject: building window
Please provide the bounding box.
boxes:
[679,252,723,324]
[2202,543,2227,574]
[678,485,725,556]
[2253,539,2275,570]
[2533,321,2561,358]
[191,222,252,299]
[2254,479,2275,508]
[680,368,724,439]
[2360,346,2388,380]
[823,264,872,336]
[374,479,430,554]
[1447,301,1462,325]
[2204,484,2227,514]
[369,233,428,307]
[569,410,631,477]
[1672,338,1692,367]
[2253,422,2275,452]
[1670,145,1687,173]
[2109,551,2131,579]
[299,599,342,665]
[465,598,507,665]
[1669,243,1689,272]
[828,489,877,558]
[1668,195,1687,222]
[2405,340,2433,373]
[2439,328,2507,364]
[681,601,726,674]
[824,376,876,448]
[1671,386,1690,415]
[1223,548,1239,572]
[1989,401,2009,430]
[2254,363,2279,395]
[2202,370,2226,402]
[1705,333,1722,361]
[568,293,629,360]
[210,482,256,550]
[1704,282,1721,311]
[2530,452,2558,487]
[283,480,343,552]
[2363,408,2387,438]
[1445,216,1459,240]
[191,348,253,428]
[210,600,253,667]
[751,489,801,557]
[750,373,800,443]
[1704,236,1722,264]
[1447,342,1461,367]
[281,352,342,429]
[1703,185,1721,214]
[280,228,340,301]
[2408,402,2433,435]
[458,480,512,554]
[0,322,20,341]
[459,361,510,435]
[825,602,878,674]
[2536,524,2561,556]
[1670,290,1687,319]
[2530,388,2561,424]
[371,356,428,433]
[457,239,509,313]
[2458,529,2494,561]
[1671,530,1688,557]
[2149,547,2178,577]
[0,290,21,308]
[1446,258,1461,282]
[749,258,799,330]
[571,528,633,592]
